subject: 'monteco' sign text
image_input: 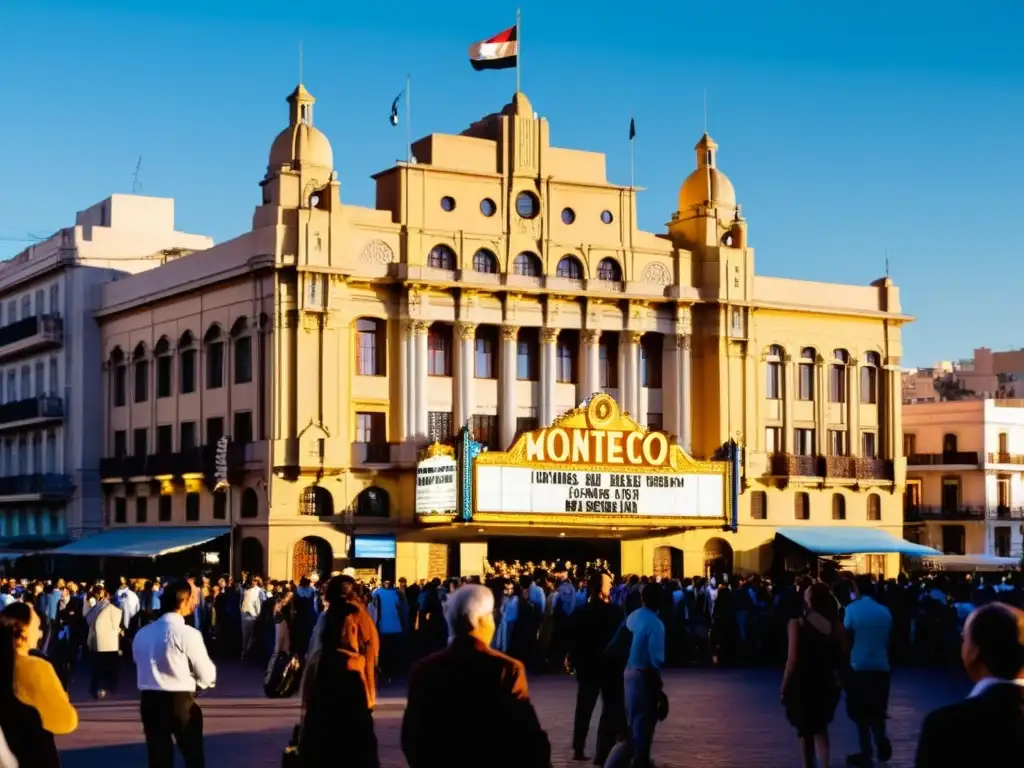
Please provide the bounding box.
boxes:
[525,428,670,468]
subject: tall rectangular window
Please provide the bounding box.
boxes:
[427,327,451,377]
[206,342,224,389]
[556,339,577,383]
[356,319,385,376]
[133,428,148,456]
[475,328,497,379]
[180,421,197,452]
[765,427,783,453]
[828,430,848,457]
[356,412,386,444]
[516,329,539,381]
[829,365,847,403]
[766,361,782,399]
[156,425,173,454]
[185,493,200,522]
[903,433,916,457]
[135,497,148,524]
[234,336,252,384]
[798,364,814,400]
[860,366,878,404]
[134,359,149,402]
[158,495,172,522]
[427,412,453,443]
[113,430,127,457]
[861,432,877,458]
[471,415,499,451]
[48,357,58,395]
[640,336,662,388]
[233,411,253,445]
[213,493,226,520]
[599,338,618,388]
[180,349,196,393]
[114,364,127,406]
[34,362,44,397]
[114,498,127,524]
[156,356,172,398]
[49,284,59,314]
[206,417,224,445]
[795,428,815,456]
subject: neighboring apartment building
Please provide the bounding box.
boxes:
[0,196,211,549]
[903,399,1024,560]
[904,347,1024,405]
[93,84,910,582]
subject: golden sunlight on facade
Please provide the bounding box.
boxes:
[94,84,911,581]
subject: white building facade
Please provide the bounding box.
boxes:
[904,399,1024,560]
[0,195,210,548]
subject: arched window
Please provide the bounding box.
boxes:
[355,486,390,517]
[178,331,197,394]
[513,252,541,277]
[427,244,456,270]
[797,347,815,401]
[154,336,172,398]
[556,256,583,280]
[472,249,498,274]
[832,493,846,521]
[860,351,881,405]
[240,487,259,519]
[830,348,849,403]
[356,318,386,376]
[230,317,252,385]
[132,342,149,403]
[427,324,452,377]
[109,346,127,407]
[794,492,810,520]
[766,345,784,400]
[867,493,881,521]
[597,258,622,281]
[299,486,334,517]
[204,325,224,390]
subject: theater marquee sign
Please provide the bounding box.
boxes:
[473,394,730,527]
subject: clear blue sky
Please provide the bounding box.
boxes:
[2,1,1022,366]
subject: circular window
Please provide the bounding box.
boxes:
[480,198,496,217]
[516,191,540,219]
[600,210,614,224]
[440,196,456,212]
[561,207,576,225]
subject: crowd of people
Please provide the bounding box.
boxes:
[0,563,1020,767]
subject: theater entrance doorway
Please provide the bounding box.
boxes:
[486,536,621,576]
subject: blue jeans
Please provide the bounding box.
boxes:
[604,668,657,768]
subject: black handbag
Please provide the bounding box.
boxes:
[264,652,302,699]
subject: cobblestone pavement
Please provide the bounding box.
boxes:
[57,662,968,768]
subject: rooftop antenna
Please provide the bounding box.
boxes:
[132,155,143,194]
[885,248,890,278]
[299,40,303,84]
[703,87,708,134]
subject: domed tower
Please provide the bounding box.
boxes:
[667,133,752,299]
[256,84,340,220]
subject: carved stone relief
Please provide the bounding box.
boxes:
[359,239,396,265]
[641,262,672,285]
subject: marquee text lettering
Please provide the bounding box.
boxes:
[525,428,670,467]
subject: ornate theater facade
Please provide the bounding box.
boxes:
[93,83,910,581]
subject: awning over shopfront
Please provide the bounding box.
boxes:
[49,527,229,558]
[914,554,1020,571]
[775,527,941,557]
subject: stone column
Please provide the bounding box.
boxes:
[539,328,559,426]
[816,355,826,454]
[848,359,860,456]
[398,320,411,441]
[454,322,476,427]
[782,353,795,453]
[581,330,601,399]
[413,321,429,438]
[887,366,902,460]
[499,326,518,449]
[623,331,641,419]
[678,335,692,453]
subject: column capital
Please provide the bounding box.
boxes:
[456,321,477,340]
[500,325,519,342]
[400,319,415,333]
[412,320,430,336]
[674,334,691,351]
[581,329,601,345]
[624,331,643,345]
[540,327,560,344]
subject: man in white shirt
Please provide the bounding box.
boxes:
[133,581,217,768]
[240,577,265,660]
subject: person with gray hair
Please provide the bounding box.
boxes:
[402,584,551,768]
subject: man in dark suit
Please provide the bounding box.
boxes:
[914,602,1024,767]
[401,583,551,768]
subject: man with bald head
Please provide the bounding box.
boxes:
[914,602,1024,767]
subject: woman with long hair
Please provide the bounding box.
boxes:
[781,582,844,768]
[0,602,79,767]
[297,601,379,768]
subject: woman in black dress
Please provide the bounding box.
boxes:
[781,581,843,768]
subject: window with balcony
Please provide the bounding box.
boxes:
[994,526,1011,557]
[765,345,783,400]
[513,252,541,277]
[113,430,127,458]
[45,430,56,472]
[475,326,497,379]
[179,331,196,394]
[867,493,882,521]
[832,493,846,520]
[794,492,810,520]
[472,249,498,274]
[471,415,500,450]
[114,497,127,524]
[766,426,782,453]
[20,297,30,319]
[599,335,618,388]
[49,357,57,395]
[34,290,44,316]
[597,258,622,281]
[135,497,148,524]
[205,326,224,389]
[556,256,583,280]
[133,428,147,456]
[49,285,59,315]
[828,430,848,456]
[750,490,767,520]
[861,432,877,458]
[186,492,200,522]
[356,318,386,376]
[233,411,253,445]
[33,362,43,397]
[206,417,224,445]
[641,335,662,388]
[556,336,577,383]
[427,244,456,270]
[159,495,172,522]
[517,328,539,381]
[356,411,386,445]
[427,412,453,443]
[180,422,197,452]
[231,317,252,384]
[860,351,880,404]
[31,434,42,474]
[427,325,452,376]
[941,477,960,514]
[795,428,815,456]
[5,370,14,404]
[19,366,29,401]
[156,425,173,454]
[999,432,1009,455]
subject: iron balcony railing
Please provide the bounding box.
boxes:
[904,505,987,522]
[0,473,74,499]
[907,452,980,466]
[0,395,63,426]
[771,453,894,481]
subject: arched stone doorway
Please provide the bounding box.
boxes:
[703,537,734,578]
[292,536,332,583]
[240,537,264,577]
[652,546,684,580]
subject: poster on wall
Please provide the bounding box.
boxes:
[415,453,458,519]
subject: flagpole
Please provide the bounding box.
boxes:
[630,109,635,190]
[406,74,412,163]
[515,8,521,93]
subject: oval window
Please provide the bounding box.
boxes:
[440,196,456,212]
[561,207,576,225]
[600,210,614,224]
[480,198,496,217]
[516,191,540,219]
